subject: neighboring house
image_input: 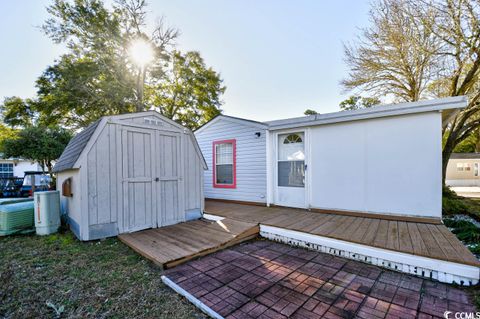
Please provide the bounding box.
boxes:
[446,153,480,187]
[0,157,43,178]
[195,96,467,220]
[53,111,206,241]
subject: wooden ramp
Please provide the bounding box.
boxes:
[118,218,259,268]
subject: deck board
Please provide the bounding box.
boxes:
[205,200,480,267]
[119,218,259,268]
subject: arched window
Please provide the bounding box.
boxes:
[283,133,303,144]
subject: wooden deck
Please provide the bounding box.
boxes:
[204,200,480,267]
[119,218,259,268]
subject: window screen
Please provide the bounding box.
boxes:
[215,142,233,185]
[277,133,305,187]
[278,161,304,187]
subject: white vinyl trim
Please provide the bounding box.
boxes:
[272,128,308,208]
[161,275,223,319]
[266,130,272,206]
[260,225,479,286]
[266,96,467,131]
[201,213,479,286]
[203,213,225,221]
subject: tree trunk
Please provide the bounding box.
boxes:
[136,67,147,112]
[442,133,458,186]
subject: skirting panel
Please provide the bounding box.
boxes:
[260,225,479,286]
[202,213,480,286]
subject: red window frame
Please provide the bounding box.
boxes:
[212,139,236,188]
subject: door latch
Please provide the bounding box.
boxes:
[155,177,160,182]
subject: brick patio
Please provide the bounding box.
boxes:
[164,239,477,319]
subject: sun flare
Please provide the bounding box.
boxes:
[129,39,154,67]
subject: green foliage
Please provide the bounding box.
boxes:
[452,129,480,153]
[443,219,480,242]
[145,51,225,130]
[442,196,469,215]
[1,0,224,130]
[0,97,35,128]
[304,109,318,116]
[443,186,480,221]
[35,54,137,128]
[0,125,72,175]
[0,123,18,144]
[339,95,380,111]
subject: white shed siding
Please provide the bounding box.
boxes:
[56,112,205,241]
[57,169,82,237]
[195,118,267,203]
[86,123,118,227]
[183,132,204,214]
[306,112,442,218]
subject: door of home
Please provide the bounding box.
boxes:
[121,127,156,232]
[275,132,306,208]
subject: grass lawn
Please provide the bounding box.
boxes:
[0,231,206,318]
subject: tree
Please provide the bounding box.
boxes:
[339,95,381,111]
[0,126,72,177]
[145,51,225,130]
[342,0,440,102]
[0,124,17,145]
[1,0,224,130]
[0,97,35,128]
[304,109,318,115]
[451,130,479,153]
[342,0,480,184]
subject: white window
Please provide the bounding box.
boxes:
[213,140,236,187]
[278,133,305,188]
[0,163,14,178]
[457,163,472,172]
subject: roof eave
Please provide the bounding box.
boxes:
[268,96,467,131]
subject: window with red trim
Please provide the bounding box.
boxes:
[213,139,236,188]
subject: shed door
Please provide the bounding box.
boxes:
[121,127,155,232]
[155,131,184,227]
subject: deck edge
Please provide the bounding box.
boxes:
[161,275,224,319]
[260,224,479,286]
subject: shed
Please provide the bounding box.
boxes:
[54,111,207,241]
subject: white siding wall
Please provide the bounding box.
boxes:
[445,158,480,186]
[67,115,205,240]
[57,169,82,235]
[0,160,42,177]
[13,161,42,176]
[306,112,442,218]
[196,119,267,203]
[86,123,119,227]
[183,133,204,212]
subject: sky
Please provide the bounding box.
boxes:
[0,0,371,122]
